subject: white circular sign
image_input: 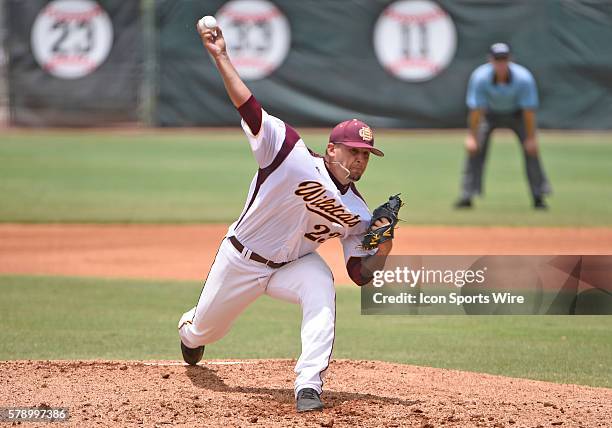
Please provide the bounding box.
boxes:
[216,0,291,81]
[374,0,456,82]
[31,0,113,79]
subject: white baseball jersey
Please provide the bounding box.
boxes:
[226,109,375,265]
[180,97,380,397]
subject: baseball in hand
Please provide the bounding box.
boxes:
[198,15,217,31]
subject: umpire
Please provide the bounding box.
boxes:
[455,42,552,209]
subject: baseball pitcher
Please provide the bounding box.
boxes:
[178,20,402,412]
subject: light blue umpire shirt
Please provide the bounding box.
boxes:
[466,62,539,113]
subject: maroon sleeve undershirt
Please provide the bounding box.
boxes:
[347,256,372,286]
[237,95,263,136]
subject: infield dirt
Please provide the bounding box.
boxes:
[2,359,611,427]
[2,224,611,427]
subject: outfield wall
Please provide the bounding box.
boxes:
[5,0,612,129]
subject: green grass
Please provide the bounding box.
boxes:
[1,275,610,388]
[1,130,611,225]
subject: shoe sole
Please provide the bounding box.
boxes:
[180,342,204,366]
[296,405,324,413]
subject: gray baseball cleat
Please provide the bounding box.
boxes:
[296,388,323,412]
[180,341,205,366]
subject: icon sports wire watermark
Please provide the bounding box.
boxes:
[361,256,612,315]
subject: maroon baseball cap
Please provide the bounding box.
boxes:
[329,119,384,157]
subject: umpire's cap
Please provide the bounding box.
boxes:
[489,42,511,59]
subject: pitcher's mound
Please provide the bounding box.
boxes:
[2,359,610,427]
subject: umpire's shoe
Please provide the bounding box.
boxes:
[180,341,205,366]
[533,196,548,210]
[454,197,472,209]
[296,388,323,412]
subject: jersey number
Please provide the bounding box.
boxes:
[304,224,342,244]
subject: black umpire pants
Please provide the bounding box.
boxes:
[460,110,552,200]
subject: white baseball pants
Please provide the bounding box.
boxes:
[178,237,336,396]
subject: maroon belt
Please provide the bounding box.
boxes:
[228,236,289,269]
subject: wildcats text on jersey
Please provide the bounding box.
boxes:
[295,181,361,227]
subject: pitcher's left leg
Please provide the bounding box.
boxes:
[265,252,335,398]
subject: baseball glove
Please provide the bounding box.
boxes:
[361,194,403,250]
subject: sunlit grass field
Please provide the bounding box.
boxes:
[1,275,610,388]
[1,129,611,225]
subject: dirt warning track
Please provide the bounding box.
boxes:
[1,224,611,284]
